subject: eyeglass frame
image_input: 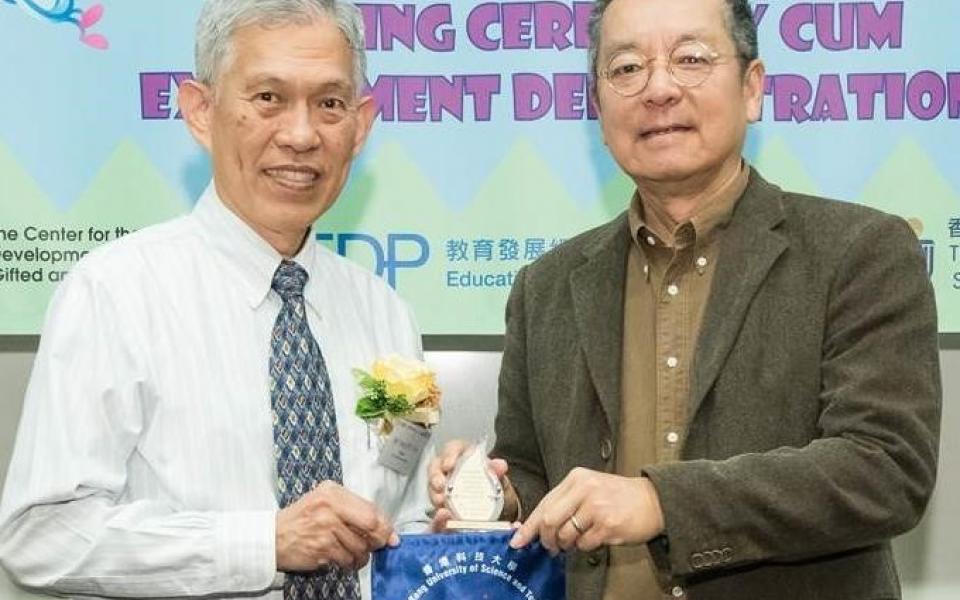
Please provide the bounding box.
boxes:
[600,39,739,97]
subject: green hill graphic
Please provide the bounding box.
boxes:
[325,141,450,233]
[0,139,190,334]
[599,170,634,220]
[463,137,596,234]
[752,136,820,196]
[858,138,960,223]
[859,138,960,332]
[3,134,957,335]
[68,138,189,228]
[0,139,62,333]
[0,139,58,225]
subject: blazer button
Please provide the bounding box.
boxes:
[587,553,601,566]
[599,438,613,461]
[689,552,704,570]
[721,547,733,563]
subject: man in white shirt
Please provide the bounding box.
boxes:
[0,1,431,598]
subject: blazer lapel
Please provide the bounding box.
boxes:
[690,173,788,417]
[569,215,630,434]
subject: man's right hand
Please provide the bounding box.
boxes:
[275,481,398,572]
[427,439,514,531]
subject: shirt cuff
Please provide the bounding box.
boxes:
[500,475,522,522]
[213,510,277,592]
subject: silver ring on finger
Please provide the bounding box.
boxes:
[569,514,586,535]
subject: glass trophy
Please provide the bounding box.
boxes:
[445,439,512,530]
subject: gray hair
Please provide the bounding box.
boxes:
[194,0,367,94]
[588,0,759,89]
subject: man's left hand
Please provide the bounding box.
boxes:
[509,468,665,553]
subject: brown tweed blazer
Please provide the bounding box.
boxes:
[492,169,942,600]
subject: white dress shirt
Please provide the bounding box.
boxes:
[0,185,432,599]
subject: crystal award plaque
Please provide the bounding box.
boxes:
[445,441,512,531]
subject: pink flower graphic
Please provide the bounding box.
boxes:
[4,0,109,50]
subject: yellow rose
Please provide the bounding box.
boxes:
[370,355,441,407]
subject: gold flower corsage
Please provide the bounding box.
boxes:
[353,354,441,436]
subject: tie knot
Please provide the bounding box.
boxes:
[272,260,309,301]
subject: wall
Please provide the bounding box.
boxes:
[0,343,957,599]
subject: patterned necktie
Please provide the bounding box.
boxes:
[270,260,360,600]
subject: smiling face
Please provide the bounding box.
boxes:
[181,17,374,255]
[594,0,764,193]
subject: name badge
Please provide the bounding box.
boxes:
[377,418,432,476]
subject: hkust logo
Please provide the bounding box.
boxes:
[4,0,108,49]
[907,218,935,279]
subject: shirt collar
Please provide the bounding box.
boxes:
[628,160,750,249]
[193,183,317,309]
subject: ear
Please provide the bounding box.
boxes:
[351,94,377,158]
[742,58,766,123]
[178,79,215,151]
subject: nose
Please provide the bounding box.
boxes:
[274,102,321,153]
[639,59,682,107]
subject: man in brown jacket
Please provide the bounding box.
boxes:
[428,0,942,598]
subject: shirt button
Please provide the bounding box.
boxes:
[666,431,680,444]
[643,264,650,276]
[671,585,685,597]
[646,235,656,246]
[696,256,708,267]
[666,356,678,368]
[667,284,679,296]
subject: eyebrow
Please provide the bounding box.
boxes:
[243,74,354,95]
[602,29,716,56]
[243,75,286,90]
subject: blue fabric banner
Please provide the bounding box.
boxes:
[372,531,565,600]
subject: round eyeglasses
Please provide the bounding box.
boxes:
[602,40,724,97]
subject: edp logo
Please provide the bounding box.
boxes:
[316,233,429,288]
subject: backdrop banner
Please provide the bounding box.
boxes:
[1,1,958,334]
